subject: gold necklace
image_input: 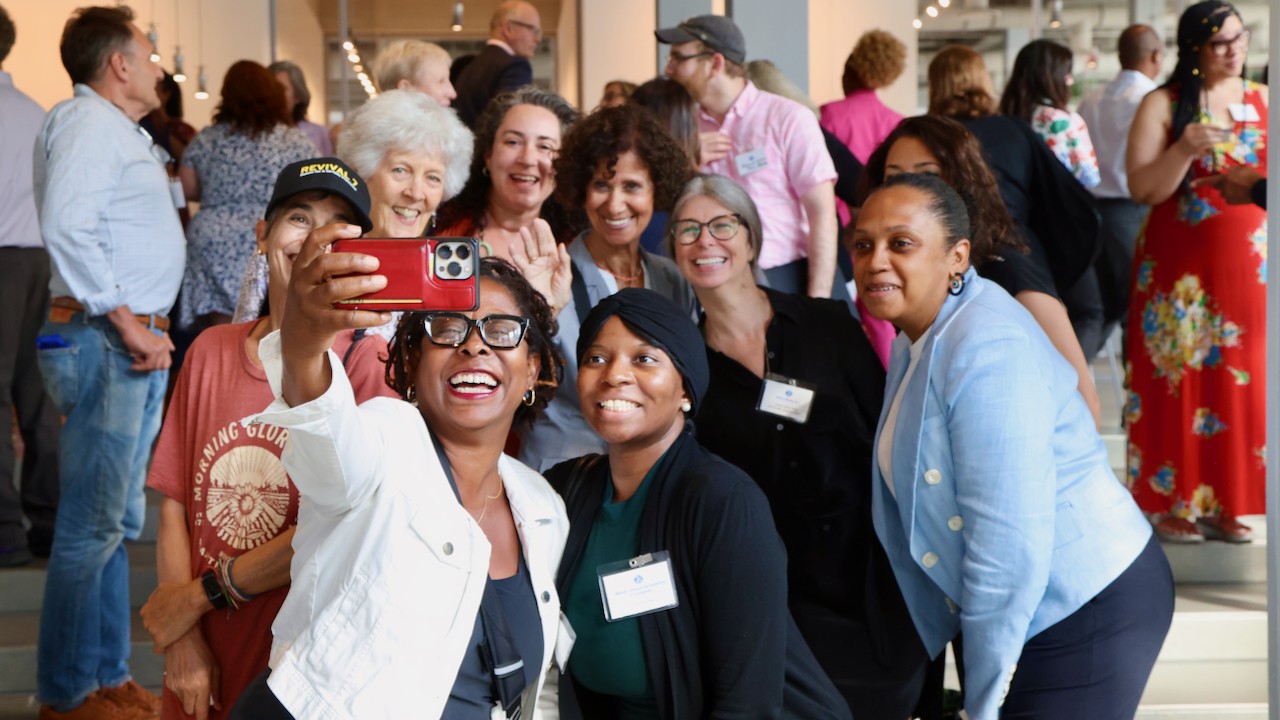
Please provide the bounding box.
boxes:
[468,479,505,524]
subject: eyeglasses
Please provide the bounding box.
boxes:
[667,50,713,66]
[422,313,529,349]
[1207,30,1250,57]
[508,18,543,40]
[670,214,745,244]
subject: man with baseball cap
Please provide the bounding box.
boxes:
[141,156,392,719]
[657,15,840,299]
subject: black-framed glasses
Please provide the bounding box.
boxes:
[422,313,529,349]
[670,214,745,244]
[667,50,713,65]
[1207,30,1250,56]
[508,18,543,39]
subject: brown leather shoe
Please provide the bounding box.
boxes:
[99,681,160,716]
[38,690,151,720]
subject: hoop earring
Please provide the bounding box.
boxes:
[406,384,417,403]
[523,387,536,407]
[948,272,966,296]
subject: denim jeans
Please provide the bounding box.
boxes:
[35,315,167,710]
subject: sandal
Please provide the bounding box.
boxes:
[1153,514,1204,543]
[1196,515,1254,543]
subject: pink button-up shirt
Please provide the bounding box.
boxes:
[819,89,903,164]
[700,82,837,270]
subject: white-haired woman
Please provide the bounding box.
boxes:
[372,39,457,107]
[233,90,473,323]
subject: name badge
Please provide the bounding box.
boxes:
[597,551,678,622]
[734,148,768,176]
[170,178,187,210]
[757,373,816,424]
[1228,103,1259,122]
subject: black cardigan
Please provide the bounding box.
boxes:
[547,428,851,720]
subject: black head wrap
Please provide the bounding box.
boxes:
[577,288,709,414]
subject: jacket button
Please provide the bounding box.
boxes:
[776,423,784,431]
[541,591,551,603]
[924,469,942,485]
[442,542,454,556]
[921,551,938,568]
[947,515,964,531]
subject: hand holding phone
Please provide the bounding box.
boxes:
[330,237,481,312]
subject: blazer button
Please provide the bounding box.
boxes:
[541,591,551,603]
[924,469,942,485]
[921,551,938,568]
[442,542,454,556]
[947,515,964,531]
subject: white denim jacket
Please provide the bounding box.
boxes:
[244,331,571,719]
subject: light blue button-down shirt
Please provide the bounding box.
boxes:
[0,72,45,250]
[33,84,184,316]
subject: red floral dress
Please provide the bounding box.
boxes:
[1125,81,1268,520]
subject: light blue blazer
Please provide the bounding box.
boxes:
[871,270,1151,720]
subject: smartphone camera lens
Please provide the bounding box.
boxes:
[437,245,453,261]
[447,261,462,277]
[454,244,471,261]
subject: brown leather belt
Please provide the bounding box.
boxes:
[49,297,171,332]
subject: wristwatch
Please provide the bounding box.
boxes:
[201,569,230,610]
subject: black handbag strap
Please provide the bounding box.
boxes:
[569,259,592,325]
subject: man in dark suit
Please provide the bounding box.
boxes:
[453,0,540,127]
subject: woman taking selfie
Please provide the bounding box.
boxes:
[852,173,1171,720]
[231,246,568,718]
[547,288,849,719]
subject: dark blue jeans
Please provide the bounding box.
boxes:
[1000,534,1174,719]
[35,315,167,709]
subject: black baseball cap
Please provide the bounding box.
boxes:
[655,15,746,66]
[265,157,374,233]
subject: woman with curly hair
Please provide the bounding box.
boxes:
[435,86,581,256]
[516,104,695,473]
[820,29,907,163]
[178,60,315,331]
[858,115,1104,427]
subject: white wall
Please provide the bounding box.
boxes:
[577,0,657,112]
[274,0,328,126]
[7,0,274,129]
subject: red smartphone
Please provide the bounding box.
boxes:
[330,237,480,312]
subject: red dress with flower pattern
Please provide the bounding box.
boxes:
[1125,81,1267,520]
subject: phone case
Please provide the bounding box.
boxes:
[331,237,481,312]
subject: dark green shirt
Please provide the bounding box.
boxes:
[564,464,661,719]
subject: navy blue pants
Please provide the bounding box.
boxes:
[229,670,293,720]
[1001,534,1174,719]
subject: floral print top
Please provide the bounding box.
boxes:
[1031,104,1101,189]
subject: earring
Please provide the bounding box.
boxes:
[523,387,536,407]
[680,400,692,413]
[482,166,490,178]
[406,384,417,403]
[948,272,966,296]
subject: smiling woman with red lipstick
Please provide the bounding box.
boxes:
[667,174,928,718]
[545,288,849,720]
[232,253,571,719]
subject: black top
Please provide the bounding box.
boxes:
[694,289,929,718]
[822,129,864,211]
[548,429,851,720]
[452,44,534,127]
[1253,177,1268,209]
[963,115,1101,296]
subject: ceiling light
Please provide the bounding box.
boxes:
[1049,0,1063,28]
[173,46,186,82]
[925,6,938,18]
[342,40,354,51]
[912,18,923,29]
[451,2,464,32]
[347,52,360,63]
[194,66,209,100]
[938,0,950,6]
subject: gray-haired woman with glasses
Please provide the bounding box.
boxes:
[668,173,930,718]
[232,254,570,719]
